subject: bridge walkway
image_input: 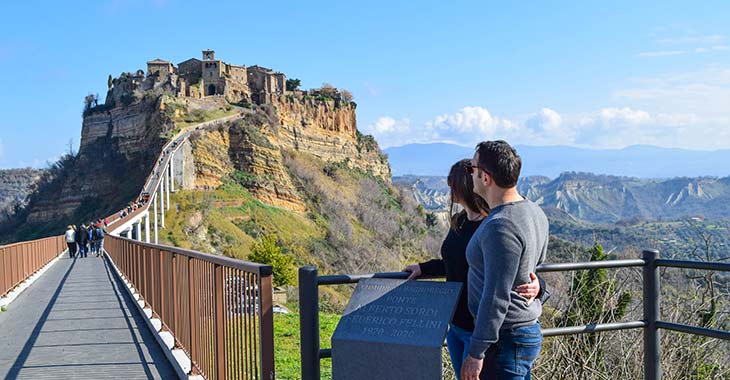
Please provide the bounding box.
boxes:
[0,254,177,380]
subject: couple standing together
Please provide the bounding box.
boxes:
[405,140,549,380]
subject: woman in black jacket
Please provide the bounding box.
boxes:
[404,159,546,379]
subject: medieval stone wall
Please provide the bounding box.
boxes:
[178,58,202,84]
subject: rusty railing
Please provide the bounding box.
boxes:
[105,235,275,380]
[1,235,66,297]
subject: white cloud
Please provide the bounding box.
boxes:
[657,34,726,45]
[526,108,562,132]
[362,117,415,148]
[635,50,687,58]
[366,64,730,150]
[369,107,565,148]
[639,33,730,57]
[368,102,730,150]
[427,106,500,135]
[597,107,652,125]
[370,117,403,134]
[694,46,728,54]
[613,65,730,121]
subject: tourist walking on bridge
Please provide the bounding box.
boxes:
[404,159,546,380]
[64,225,76,258]
[93,223,106,257]
[461,141,549,380]
[77,223,88,258]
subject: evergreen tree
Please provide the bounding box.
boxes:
[285,78,301,91]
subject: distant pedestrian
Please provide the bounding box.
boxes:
[77,224,88,258]
[93,224,106,257]
[64,225,76,258]
[88,224,97,256]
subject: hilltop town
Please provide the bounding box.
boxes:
[2,50,390,243]
[102,49,351,109]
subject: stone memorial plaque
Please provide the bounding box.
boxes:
[332,278,462,380]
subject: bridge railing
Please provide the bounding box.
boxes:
[105,235,275,380]
[1,235,65,297]
[298,249,730,380]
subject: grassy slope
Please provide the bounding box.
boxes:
[161,151,441,301]
[274,312,340,380]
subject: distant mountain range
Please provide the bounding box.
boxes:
[395,172,730,224]
[384,143,730,179]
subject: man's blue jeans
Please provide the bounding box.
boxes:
[446,324,472,380]
[483,321,542,380]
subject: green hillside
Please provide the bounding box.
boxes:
[161,150,444,306]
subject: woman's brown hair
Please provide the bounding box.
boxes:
[448,159,490,231]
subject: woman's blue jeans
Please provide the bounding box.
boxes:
[446,324,472,380]
[448,322,542,380]
[483,321,542,380]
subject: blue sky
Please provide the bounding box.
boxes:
[1,0,729,168]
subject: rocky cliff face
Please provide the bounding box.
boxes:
[0,169,43,220]
[17,94,171,234]
[184,95,391,212]
[187,120,306,211]
[274,94,391,181]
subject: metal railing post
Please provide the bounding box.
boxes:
[188,256,197,374]
[258,267,275,380]
[642,249,661,380]
[214,264,226,380]
[299,266,320,380]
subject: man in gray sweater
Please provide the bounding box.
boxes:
[461,140,549,380]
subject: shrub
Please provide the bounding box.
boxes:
[248,234,295,286]
[356,131,379,153]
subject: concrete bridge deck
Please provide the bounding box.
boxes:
[0,255,177,380]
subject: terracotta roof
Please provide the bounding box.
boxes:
[147,58,171,65]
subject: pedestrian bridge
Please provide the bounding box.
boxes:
[1,114,274,380]
[1,114,729,380]
[0,251,177,379]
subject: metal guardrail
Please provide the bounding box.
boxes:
[105,235,275,380]
[0,235,65,297]
[298,249,730,380]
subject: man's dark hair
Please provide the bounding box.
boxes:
[475,140,522,188]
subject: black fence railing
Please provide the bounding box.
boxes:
[298,249,730,380]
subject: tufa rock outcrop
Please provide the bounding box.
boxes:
[3,50,390,242]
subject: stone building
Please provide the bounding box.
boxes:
[247,65,286,104]
[134,50,286,105]
[146,59,174,80]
